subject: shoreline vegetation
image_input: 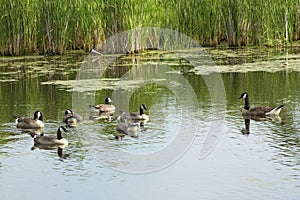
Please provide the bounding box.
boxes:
[1,0,300,56]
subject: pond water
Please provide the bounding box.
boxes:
[0,47,299,199]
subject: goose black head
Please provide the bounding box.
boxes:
[57,126,69,140]
[140,104,147,110]
[139,104,148,115]
[239,92,250,110]
[65,109,73,115]
[34,111,43,121]
[58,126,68,133]
[105,97,112,104]
[239,92,248,99]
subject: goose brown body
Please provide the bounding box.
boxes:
[14,111,44,129]
[90,97,116,113]
[115,112,139,137]
[121,104,149,121]
[116,122,139,137]
[30,126,68,146]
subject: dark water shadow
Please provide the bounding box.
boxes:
[31,144,70,159]
[241,115,282,135]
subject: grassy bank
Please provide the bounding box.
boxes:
[0,0,299,55]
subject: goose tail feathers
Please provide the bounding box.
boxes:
[266,105,284,115]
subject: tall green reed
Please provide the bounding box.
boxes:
[0,0,299,55]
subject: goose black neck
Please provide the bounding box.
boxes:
[244,96,250,110]
[34,113,43,121]
[139,107,144,115]
[57,130,62,140]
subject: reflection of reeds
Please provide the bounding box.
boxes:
[0,0,299,55]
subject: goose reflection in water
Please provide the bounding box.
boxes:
[31,144,70,159]
[241,118,251,135]
[241,115,282,135]
[89,110,115,122]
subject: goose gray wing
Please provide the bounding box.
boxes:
[121,112,140,120]
[91,104,115,112]
[63,113,73,123]
[14,116,34,123]
[73,113,83,122]
[249,107,273,115]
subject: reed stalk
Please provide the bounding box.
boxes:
[0,0,299,55]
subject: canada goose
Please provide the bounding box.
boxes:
[13,111,45,129]
[122,104,149,121]
[239,92,284,116]
[116,116,139,138]
[30,126,69,146]
[89,97,116,113]
[63,109,83,127]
